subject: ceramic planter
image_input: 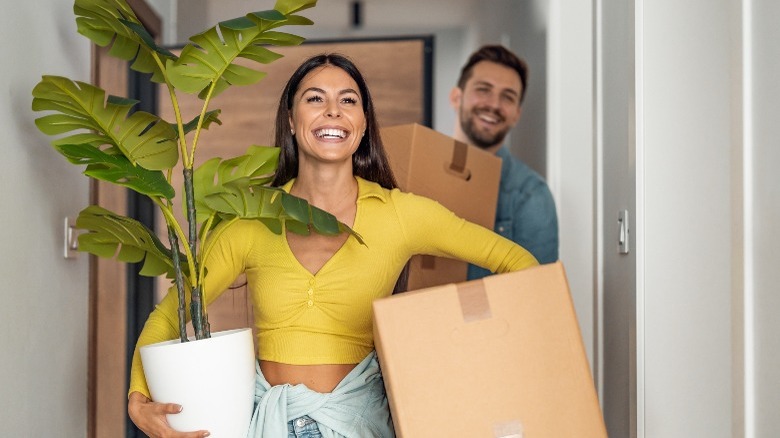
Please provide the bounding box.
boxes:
[140,327,256,437]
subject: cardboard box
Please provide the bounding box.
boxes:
[381,123,502,290]
[372,262,607,437]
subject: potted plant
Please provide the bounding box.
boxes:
[31,0,357,434]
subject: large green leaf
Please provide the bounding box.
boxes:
[74,0,176,83]
[273,0,317,15]
[54,142,175,199]
[274,192,354,237]
[223,9,314,33]
[32,75,178,170]
[192,145,281,224]
[191,144,363,243]
[167,0,316,98]
[204,184,364,244]
[76,205,186,278]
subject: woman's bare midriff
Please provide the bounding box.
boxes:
[259,360,357,393]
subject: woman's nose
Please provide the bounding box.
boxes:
[326,102,341,117]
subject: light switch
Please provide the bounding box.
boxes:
[64,217,79,259]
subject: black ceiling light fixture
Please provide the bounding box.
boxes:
[351,1,363,29]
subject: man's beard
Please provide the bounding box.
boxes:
[459,108,510,149]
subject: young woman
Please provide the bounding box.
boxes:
[128,54,539,438]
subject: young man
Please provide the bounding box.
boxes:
[450,45,559,279]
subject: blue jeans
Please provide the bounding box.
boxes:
[287,415,322,438]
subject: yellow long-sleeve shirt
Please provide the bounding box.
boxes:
[129,177,538,397]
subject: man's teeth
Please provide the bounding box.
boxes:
[478,113,499,124]
[315,128,347,139]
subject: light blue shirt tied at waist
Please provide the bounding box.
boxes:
[247,351,395,438]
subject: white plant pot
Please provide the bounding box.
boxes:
[140,327,256,437]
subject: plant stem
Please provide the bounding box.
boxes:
[183,167,209,339]
[153,52,190,169]
[182,81,218,340]
[188,81,218,165]
[153,200,197,284]
[166,224,188,343]
[154,52,192,342]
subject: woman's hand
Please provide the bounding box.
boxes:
[128,391,210,438]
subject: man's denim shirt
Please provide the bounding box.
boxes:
[467,146,559,280]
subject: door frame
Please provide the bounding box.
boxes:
[88,2,161,436]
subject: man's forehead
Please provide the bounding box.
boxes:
[467,62,522,94]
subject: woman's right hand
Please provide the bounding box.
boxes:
[128,391,210,438]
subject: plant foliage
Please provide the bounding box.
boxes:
[31,0,341,342]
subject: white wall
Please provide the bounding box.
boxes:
[750,1,780,436]
[548,0,596,374]
[641,0,733,435]
[473,0,550,177]
[0,1,90,436]
[147,0,178,45]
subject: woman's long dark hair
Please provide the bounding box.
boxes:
[270,53,408,293]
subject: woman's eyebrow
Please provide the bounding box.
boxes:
[339,88,359,96]
[300,87,360,97]
[301,86,325,95]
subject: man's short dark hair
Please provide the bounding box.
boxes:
[456,45,529,104]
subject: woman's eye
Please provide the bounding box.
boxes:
[341,97,358,104]
[305,95,323,103]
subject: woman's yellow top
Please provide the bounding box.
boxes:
[129,177,538,397]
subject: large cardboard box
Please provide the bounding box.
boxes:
[381,123,502,290]
[372,262,607,437]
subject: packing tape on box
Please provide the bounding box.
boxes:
[446,141,472,180]
[456,280,492,322]
[450,141,468,173]
[493,420,524,438]
[420,255,436,269]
